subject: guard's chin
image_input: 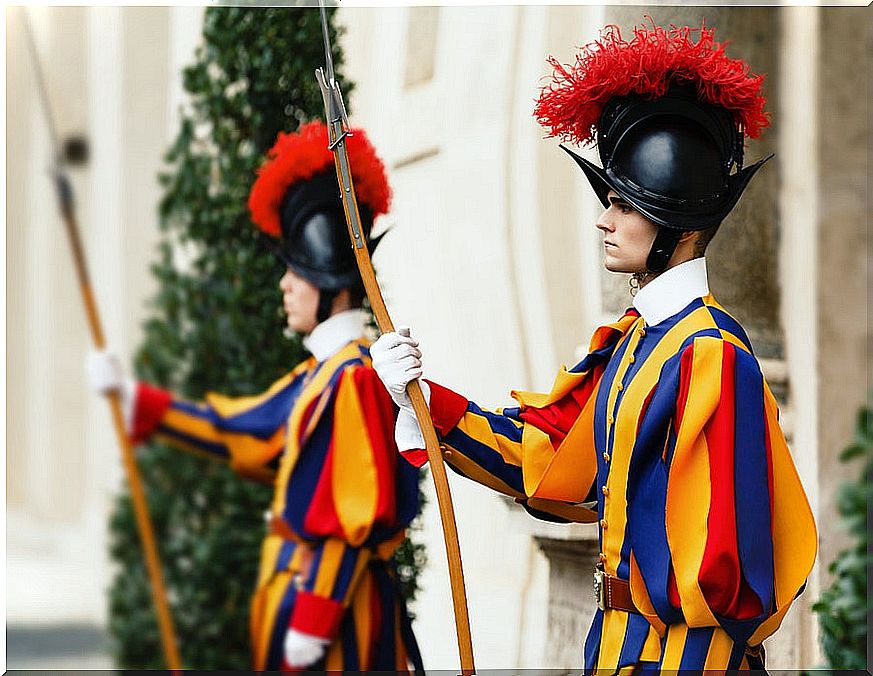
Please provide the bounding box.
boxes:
[604,259,633,274]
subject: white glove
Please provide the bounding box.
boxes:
[85,349,136,430]
[371,327,431,450]
[370,327,423,409]
[283,628,330,669]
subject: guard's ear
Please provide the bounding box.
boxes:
[678,230,697,244]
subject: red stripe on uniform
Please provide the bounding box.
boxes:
[303,440,342,537]
[699,341,743,616]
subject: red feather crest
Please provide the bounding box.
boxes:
[534,20,769,147]
[248,121,392,237]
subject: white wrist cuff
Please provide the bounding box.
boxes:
[394,381,431,451]
[395,407,426,451]
[122,378,137,433]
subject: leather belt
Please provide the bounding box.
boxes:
[267,514,297,541]
[594,563,639,614]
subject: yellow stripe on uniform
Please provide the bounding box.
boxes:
[601,320,645,573]
[152,432,230,466]
[332,370,379,546]
[640,624,662,662]
[526,390,599,503]
[162,407,225,445]
[596,609,629,673]
[703,627,736,669]
[223,426,285,478]
[460,411,524,466]
[313,539,346,597]
[748,388,818,645]
[659,622,689,671]
[251,571,293,670]
[324,637,344,670]
[255,534,284,589]
[629,552,667,637]
[353,574,373,669]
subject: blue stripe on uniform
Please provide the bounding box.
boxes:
[618,612,655,668]
[443,426,525,493]
[156,423,230,459]
[466,401,524,442]
[732,347,775,622]
[678,626,715,670]
[283,392,337,537]
[265,580,298,669]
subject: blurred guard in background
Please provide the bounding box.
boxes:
[88,122,423,672]
[370,21,817,673]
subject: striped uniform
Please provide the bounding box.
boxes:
[410,295,817,673]
[133,340,422,671]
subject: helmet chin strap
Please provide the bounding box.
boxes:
[316,289,339,325]
[645,227,683,274]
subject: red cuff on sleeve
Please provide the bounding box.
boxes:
[131,382,173,444]
[400,449,430,469]
[289,591,344,640]
[425,380,469,436]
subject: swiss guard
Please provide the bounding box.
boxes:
[370,21,817,673]
[88,122,423,672]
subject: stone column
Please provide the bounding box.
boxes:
[535,536,600,668]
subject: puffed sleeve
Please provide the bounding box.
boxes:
[663,335,817,645]
[402,311,641,522]
[130,368,305,484]
[271,365,419,640]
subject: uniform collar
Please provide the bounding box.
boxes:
[633,257,710,326]
[302,309,367,362]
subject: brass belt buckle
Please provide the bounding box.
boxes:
[593,562,606,611]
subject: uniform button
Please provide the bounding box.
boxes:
[602,452,610,462]
[628,355,636,364]
[608,415,615,425]
[599,552,607,563]
[639,328,646,337]
[601,485,609,496]
[616,383,624,391]
[600,519,608,529]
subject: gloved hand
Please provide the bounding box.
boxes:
[85,349,136,429]
[370,327,431,450]
[370,327,424,409]
[283,628,330,669]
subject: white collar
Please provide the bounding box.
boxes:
[632,257,710,326]
[302,309,367,362]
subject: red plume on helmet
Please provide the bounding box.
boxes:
[248,121,392,237]
[534,19,769,147]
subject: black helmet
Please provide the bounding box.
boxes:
[249,122,391,321]
[270,169,383,292]
[535,22,772,272]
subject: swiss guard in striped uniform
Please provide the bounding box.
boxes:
[88,122,423,672]
[370,22,817,673]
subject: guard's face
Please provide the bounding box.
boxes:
[596,190,660,274]
[279,267,320,335]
